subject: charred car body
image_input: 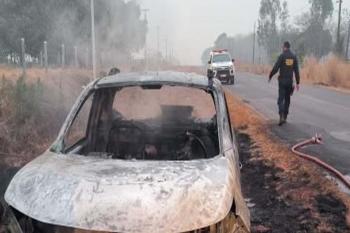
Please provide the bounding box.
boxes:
[3,72,250,233]
[207,50,236,85]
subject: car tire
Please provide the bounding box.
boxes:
[229,76,235,85]
[212,212,249,233]
[207,70,213,78]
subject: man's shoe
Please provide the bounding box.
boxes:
[278,113,285,126]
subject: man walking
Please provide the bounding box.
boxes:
[269,41,300,126]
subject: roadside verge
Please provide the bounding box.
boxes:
[225,90,350,232]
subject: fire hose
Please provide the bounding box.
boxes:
[291,134,350,190]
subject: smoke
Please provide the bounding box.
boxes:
[0,0,147,70]
[47,0,147,69]
[201,33,268,65]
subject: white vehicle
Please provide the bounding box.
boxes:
[207,50,236,85]
[3,72,249,233]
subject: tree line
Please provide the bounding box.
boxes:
[0,0,147,66]
[202,0,350,65]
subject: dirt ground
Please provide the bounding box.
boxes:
[226,91,350,233]
[238,131,348,233]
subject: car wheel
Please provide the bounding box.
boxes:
[212,212,248,233]
[229,76,235,85]
[207,70,213,78]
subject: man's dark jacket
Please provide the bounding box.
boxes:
[269,49,300,85]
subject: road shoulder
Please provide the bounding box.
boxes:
[225,89,350,232]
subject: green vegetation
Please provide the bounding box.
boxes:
[13,76,43,124]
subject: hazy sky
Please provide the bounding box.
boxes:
[138,0,350,65]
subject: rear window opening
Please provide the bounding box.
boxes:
[63,85,220,160]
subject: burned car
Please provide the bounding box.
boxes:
[3,72,250,233]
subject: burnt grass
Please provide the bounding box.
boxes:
[237,131,350,233]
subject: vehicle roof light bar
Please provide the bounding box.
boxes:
[212,49,228,53]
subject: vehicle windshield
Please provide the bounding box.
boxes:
[213,54,231,63]
[64,85,220,161]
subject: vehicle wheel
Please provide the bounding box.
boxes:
[211,212,248,233]
[227,77,234,85]
[207,70,212,78]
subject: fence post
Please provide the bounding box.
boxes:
[86,47,89,68]
[61,44,65,68]
[44,41,48,73]
[74,46,78,68]
[21,38,26,76]
[40,51,43,67]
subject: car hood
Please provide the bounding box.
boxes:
[5,152,236,233]
[212,61,233,68]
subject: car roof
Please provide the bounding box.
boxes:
[96,71,219,89]
[210,49,230,56]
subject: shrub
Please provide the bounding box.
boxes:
[12,75,44,124]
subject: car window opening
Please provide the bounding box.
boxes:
[64,85,220,160]
[213,54,231,63]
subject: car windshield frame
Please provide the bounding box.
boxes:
[51,81,225,159]
[212,54,231,63]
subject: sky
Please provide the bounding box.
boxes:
[138,0,350,65]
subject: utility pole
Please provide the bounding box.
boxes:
[44,41,48,72]
[231,40,235,59]
[346,19,350,60]
[165,37,168,62]
[142,9,149,21]
[86,47,89,68]
[21,38,26,76]
[157,26,160,56]
[252,22,256,64]
[142,9,149,70]
[90,0,96,80]
[157,26,160,70]
[336,0,343,55]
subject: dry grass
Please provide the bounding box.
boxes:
[236,62,272,75]
[0,65,92,82]
[224,89,350,230]
[237,56,350,90]
[302,56,350,89]
[0,66,92,167]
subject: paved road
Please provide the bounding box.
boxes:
[230,72,350,176]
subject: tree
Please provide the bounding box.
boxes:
[308,0,333,25]
[0,0,147,64]
[202,32,266,64]
[292,0,333,58]
[213,33,235,57]
[295,25,333,58]
[257,0,281,62]
[280,1,289,37]
[0,0,50,58]
[201,47,212,65]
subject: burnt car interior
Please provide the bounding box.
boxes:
[62,85,220,160]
